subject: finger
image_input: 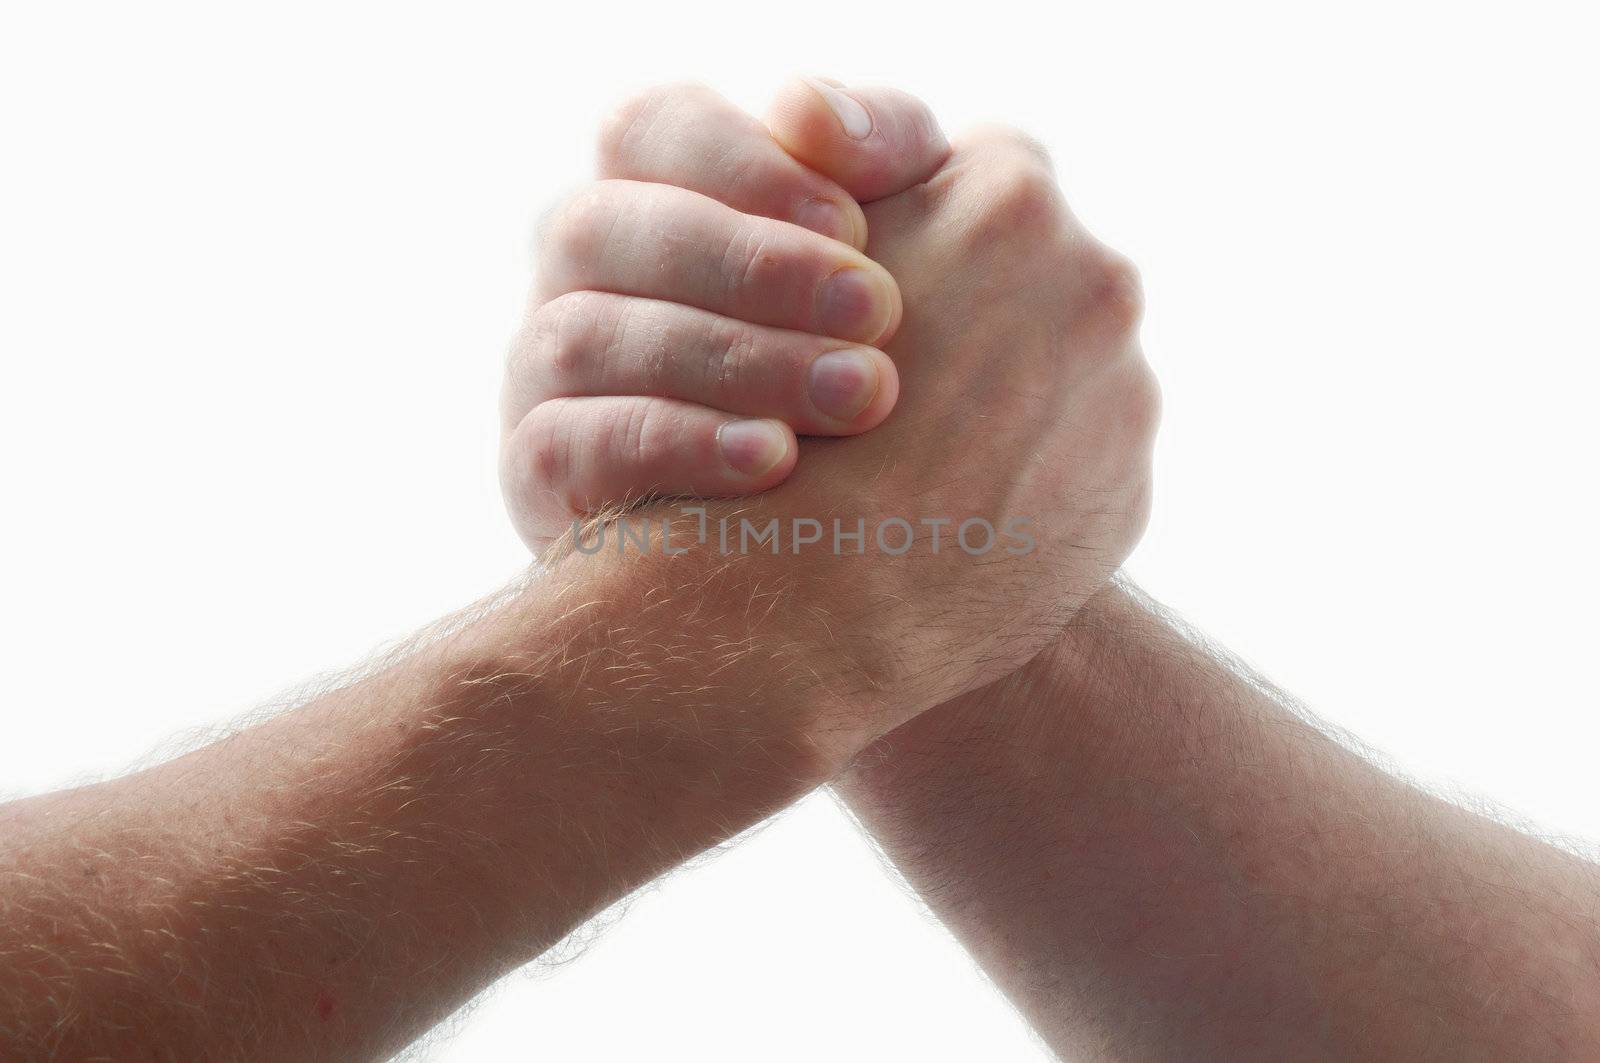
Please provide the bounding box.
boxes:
[596,83,868,249]
[504,292,899,437]
[538,180,901,345]
[502,396,797,550]
[766,77,951,203]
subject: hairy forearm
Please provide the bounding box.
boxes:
[0,552,846,1060]
[838,581,1600,1060]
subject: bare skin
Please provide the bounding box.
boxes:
[0,82,1157,1058]
[842,582,1600,1060]
[0,553,852,1060]
[7,74,1593,1061]
[506,82,1155,722]
[527,81,1600,1060]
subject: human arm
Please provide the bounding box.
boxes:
[1,81,1159,1059]
[838,582,1600,1060]
[519,81,1600,1059]
[503,80,1156,713]
[0,550,861,1060]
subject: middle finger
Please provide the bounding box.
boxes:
[537,179,901,346]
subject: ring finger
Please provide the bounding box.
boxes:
[503,291,899,438]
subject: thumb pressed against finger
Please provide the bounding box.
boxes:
[767,77,951,203]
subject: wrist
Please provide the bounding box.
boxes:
[310,555,855,957]
[537,504,907,766]
[838,580,1153,801]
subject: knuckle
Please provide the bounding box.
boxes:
[514,400,578,514]
[528,291,609,381]
[992,127,1057,170]
[595,91,661,171]
[940,126,1067,245]
[965,123,1055,166]
[1079,247,1145,336]
[1112,358,1163,442]
[542,184,617,268]
[703,316,756,397]
[596,83,708,170]
[604,398,670,479]
[969,158,1062,239]
[718,220,777,301]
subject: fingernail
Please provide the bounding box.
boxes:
[802,76,872,140]
[808,349,880,422]
[793,198,850,242]
[717,419,790,477]
[817,267,893,341]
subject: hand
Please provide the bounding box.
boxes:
[503,80,1159,743]
[787,121,1157,721]
[501,83,903,553]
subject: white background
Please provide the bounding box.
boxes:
[2,2,1597,1059]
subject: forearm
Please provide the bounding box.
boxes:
[838,581,1600,1060]
[0,553,844,1061]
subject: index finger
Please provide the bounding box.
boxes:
[596,82,869,250]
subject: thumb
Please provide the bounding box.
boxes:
[767,77,950,203]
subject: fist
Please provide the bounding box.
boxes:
[500,81,1158,733]
[501,83,903,553]
[799,125,1159,711]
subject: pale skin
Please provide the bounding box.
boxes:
[843,582,1600,1060]
[0,79,1594,1063]
[0,554,865,1060]
[510,81,1600,1059]
[0,80,1152,1059]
